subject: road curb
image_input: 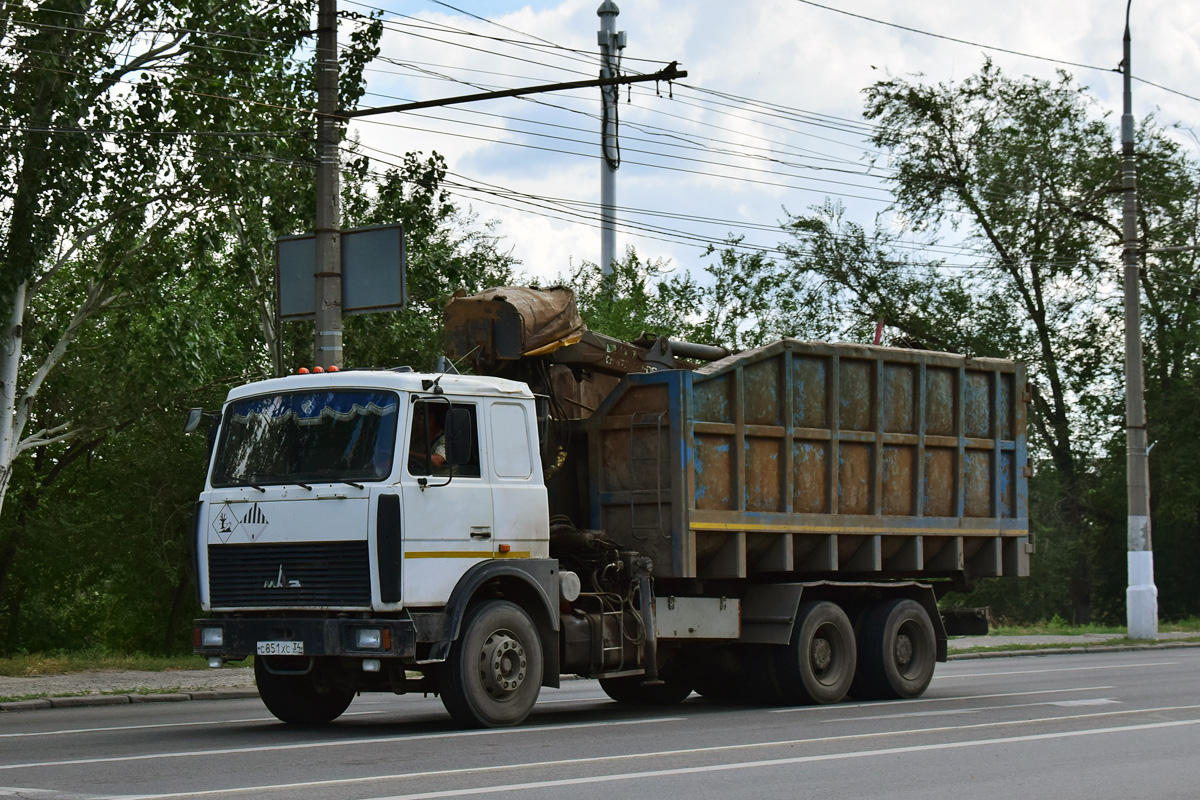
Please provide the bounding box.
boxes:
[0,687,259,713]
[3,642,1198,713]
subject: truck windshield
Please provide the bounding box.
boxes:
[210,390,398,487]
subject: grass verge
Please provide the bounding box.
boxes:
[952,634,1200,654]
[0,651,235,678]
[987,616,1200,637]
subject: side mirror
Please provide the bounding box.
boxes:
[446,407,472,466]
[184,408,205,434]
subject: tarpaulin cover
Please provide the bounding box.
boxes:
[447,286,585,355]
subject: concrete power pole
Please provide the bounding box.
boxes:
[1121,2,1157,639]
[597,1,625,276]
[314,0,343,369]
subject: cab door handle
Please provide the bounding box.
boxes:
[470,526,491,539]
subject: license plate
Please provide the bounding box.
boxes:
[257,640,304,656]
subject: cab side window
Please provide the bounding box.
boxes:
[407,400,481,478]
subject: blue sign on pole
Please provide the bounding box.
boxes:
[276,223,406,320]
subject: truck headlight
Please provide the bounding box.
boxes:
[356,628,384,649]
[200,627,224,647]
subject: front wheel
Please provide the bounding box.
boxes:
[773,600,856,705]
[440,600,544,728]
[254,658,354,725]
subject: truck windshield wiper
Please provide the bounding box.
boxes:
[246,474,312,490]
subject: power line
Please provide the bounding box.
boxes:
[791,0,1200,105]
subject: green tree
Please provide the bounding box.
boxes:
[775,63,1153,621]
[0,0,382,650]
[565,249,707,344]
[336,151,519,372]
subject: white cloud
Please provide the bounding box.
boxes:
[349,0,1200,284]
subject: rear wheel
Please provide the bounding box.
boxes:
[852,598,937,699]
[773,601,856,705]
[440,600,544,728]
[599,673,693,705]
[255,658,354,725]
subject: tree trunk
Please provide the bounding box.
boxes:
[163,565,194,655]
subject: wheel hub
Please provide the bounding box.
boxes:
[479,630,527,700]
[811,636,833,672]
[895,633,913,666]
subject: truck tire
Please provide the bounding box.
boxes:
[440,600,544,728]
[773,600,856,705]
[599,673,693,705]
[852,598,936,700]
[254,658,354,725]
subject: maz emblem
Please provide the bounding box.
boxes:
[264,565,302,589]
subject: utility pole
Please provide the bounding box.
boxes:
[597,1,625,276]
[1121,0,1157,639]
[314,0,343,369]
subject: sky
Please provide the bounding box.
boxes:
[343,0,1200,285]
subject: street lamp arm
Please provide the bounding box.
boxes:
[343,62,687,118]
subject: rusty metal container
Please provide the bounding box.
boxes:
[583,340,1030,582]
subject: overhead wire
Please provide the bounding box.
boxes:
[790,0,1200,105]
[9,0,1198,286]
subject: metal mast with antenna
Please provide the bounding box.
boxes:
[597,1,625,276]
[1121,0,1157,639]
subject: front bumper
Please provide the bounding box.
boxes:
[194,616,417,661]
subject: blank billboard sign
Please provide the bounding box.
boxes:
[276,224,406,320]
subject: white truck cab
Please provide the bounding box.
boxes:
[193,369,562,727]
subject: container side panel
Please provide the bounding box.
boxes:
[882,363,916,434]
[999,450,1016,518]
[744,357,783,427]
[694,434,734,510]
[882,445,916,516]
[793,441,828,514]
[607,383,669,418]
[999,372,1014,440]
[923,448,955,517]
[839,359,873,432]
[964,372,992,439]
[791,355,828,429]
[600,429,631,492]
[963,450,992,518]
[838,442,872,516]
[694,373,731,423]
[926,368,956,436]
[745,437,784,512]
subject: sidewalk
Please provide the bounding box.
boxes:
[3,633,1198,712]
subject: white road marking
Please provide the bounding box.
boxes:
[0,695,610,740]
[769,684,1115,713]
[534,696,610,705]
[0,717,682,772]
[825,698,1119,722]
[0,711,387,739]
[346,717,1200,800]
[936,661,1178,679]
[113,703,1200,799]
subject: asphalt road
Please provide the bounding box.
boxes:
[2,648,1199,800]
